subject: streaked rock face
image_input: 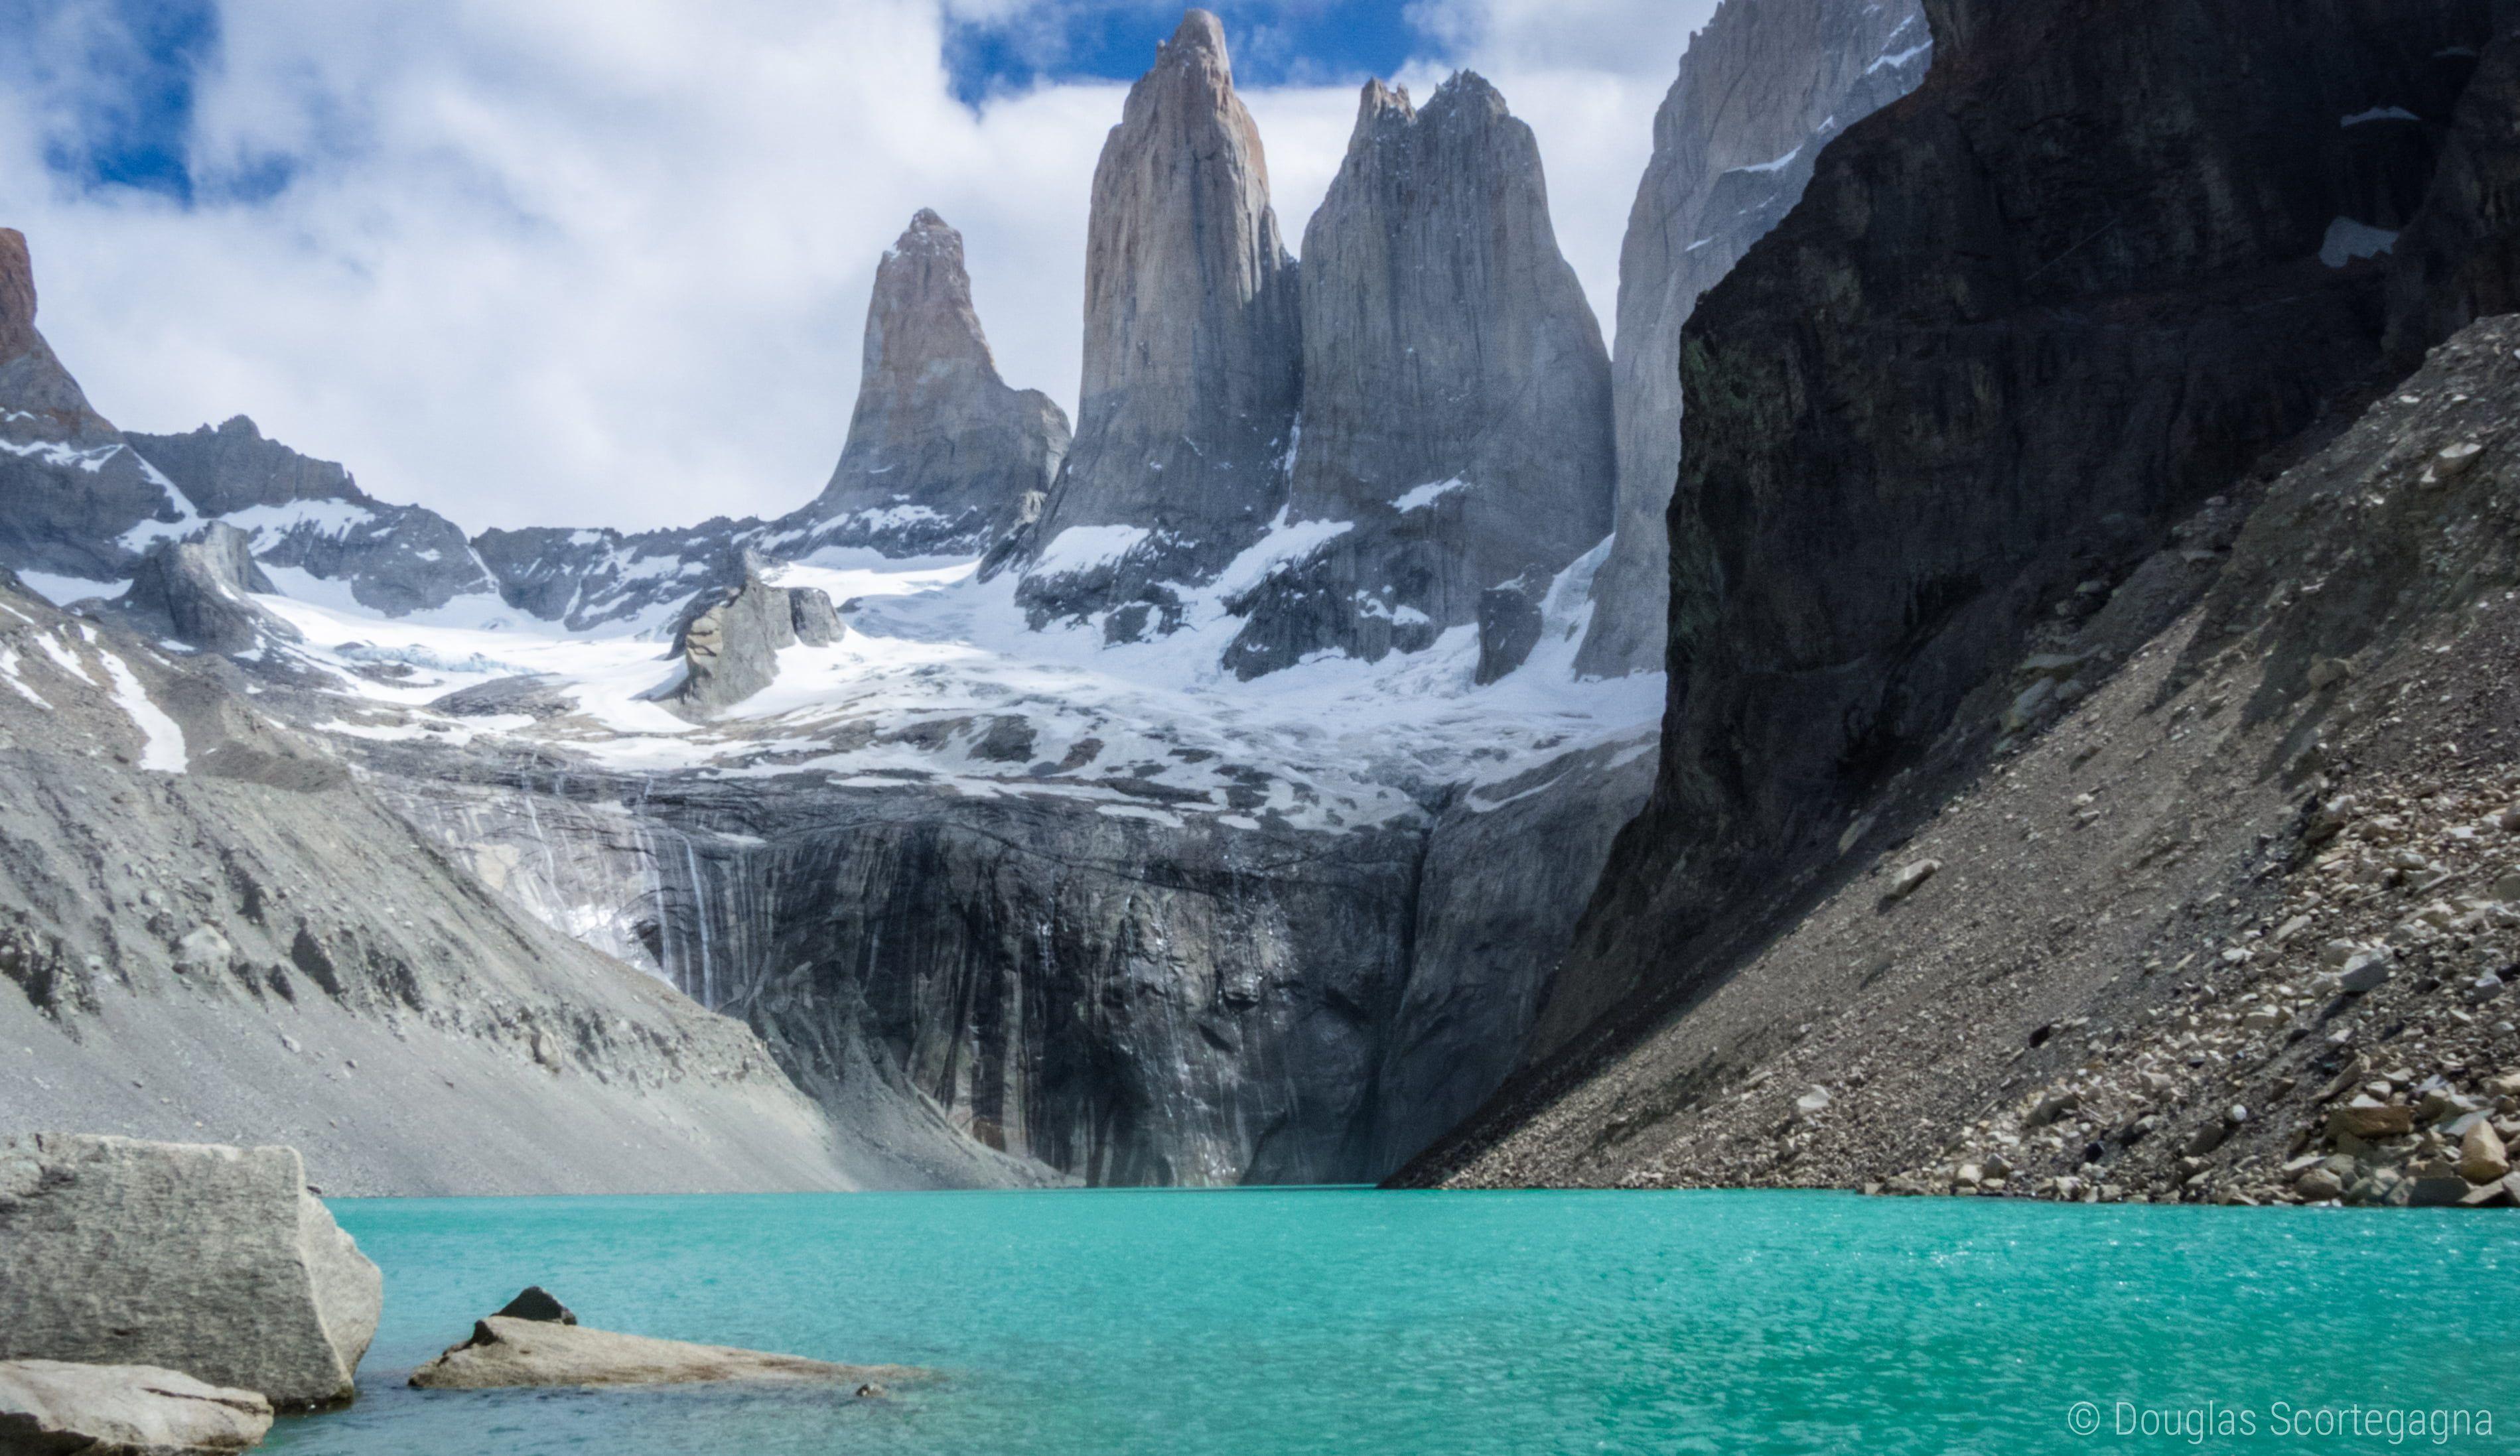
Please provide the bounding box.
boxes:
[1222,73,1613,680]
[1576,0,1931,679]
[1018,10,1302,635]
[777,210,1070,560]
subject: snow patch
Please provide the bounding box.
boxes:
[1029,524,1151,579]
[1393,477,1469,513]
[94,649,188,771]
[2319,217,2399,269]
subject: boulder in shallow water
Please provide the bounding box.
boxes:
[0,1358,273,1455]
[0,1134,381,1410]
[407,1316,922,1390]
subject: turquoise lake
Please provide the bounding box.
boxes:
[265,1189,2518,1454]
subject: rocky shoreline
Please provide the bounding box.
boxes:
[0,1135,917,1454]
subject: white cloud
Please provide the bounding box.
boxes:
[0,0,1696,533]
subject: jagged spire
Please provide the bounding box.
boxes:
[1017,9,1303,633]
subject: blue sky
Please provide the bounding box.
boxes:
[945,0,1421,101]
[0,0,1702,531]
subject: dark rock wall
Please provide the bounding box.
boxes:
[1537,0,2493,1057]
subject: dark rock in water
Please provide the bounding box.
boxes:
[768,210,1070,561]
[0,230,196,583]
[1224,72,1612,679]
[492,1287,577,1325]
[663,564,845,715]
[1018,10,1302,627]
[117,522,297,655]
[1578,0,1932,679]
[1474,581,1544,687]
[0,1134,381,1411]
[1543,0,2491,1051]
[129,417,496,618]
[0,1358,274,1455]
[409,1315,921,1390]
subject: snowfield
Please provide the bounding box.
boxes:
[251,526,1663,833]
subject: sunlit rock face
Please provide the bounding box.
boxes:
[1220,73,1614,682]
[771,210,1070,561]
[1016,10,1304,639]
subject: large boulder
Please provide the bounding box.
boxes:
[408,1314,919,1391]
[0,1360,273,1455]
[0,1135,382,1410]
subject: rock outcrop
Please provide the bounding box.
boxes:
[1536,0,2492,1059]
[409,1313,919,1391]
[1017,11,1302,635]
[0,1360,273,1455]
[1576,0,1932,679]
[0,231,198,586]
[117,523,297,655]
[772,211,1070,560]
[129,418,495,618]
[1220,74,1613,679]
[0,1135,380,1410]
[662,563,843,715]
[470,521,750,636]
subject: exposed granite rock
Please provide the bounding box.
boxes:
[1018,11,1302,633]
[1577,0,1931,679]
[1222,74,1612,679]
[409,1314,920,1391]
[0,231,195,584]
[117,524,296,655]
[772,211,1070,560]
[0,1134,378,1410]
[470,521,750,636]
[662,563,845,715]
[1539,0,2491,1059]
[128,418,494,618]
[0,1360,273,1455]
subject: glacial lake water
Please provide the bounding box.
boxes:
[265,1189,2518,1455]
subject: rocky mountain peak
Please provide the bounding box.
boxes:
[1222,65,1611,678]
[773,208,1069,561]
[1016,8,1302,637]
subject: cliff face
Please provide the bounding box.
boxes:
[778,210,1070,559]
[1016,10,1302,638]
[1221,74,1614,680]
[1576,0,1931,679]
[1535,0,2492,1055]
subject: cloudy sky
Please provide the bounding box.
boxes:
[0,0,1709,531]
